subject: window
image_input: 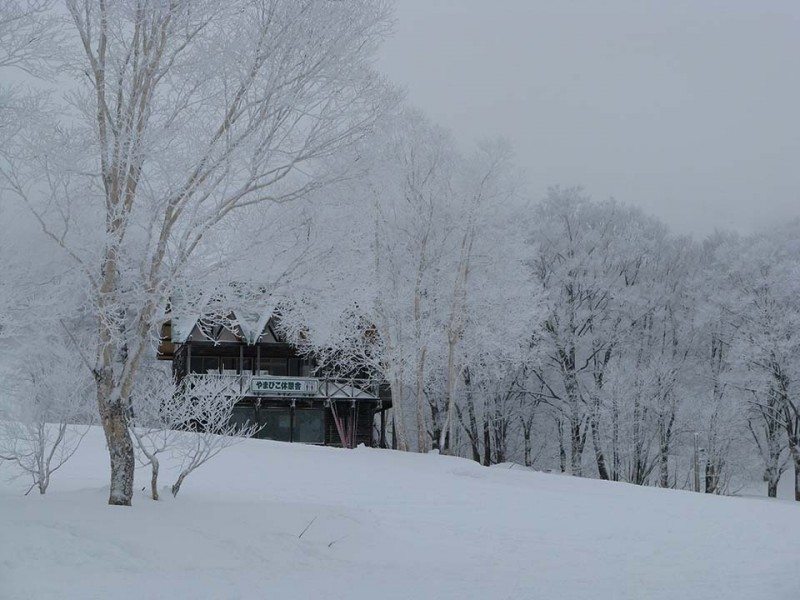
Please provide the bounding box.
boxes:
[294,409,325,444]
[220,357,239,373]
[258,408,291,442]
[287,359,312,377]
[229,405,255,433]
[259,358,287,376]
[190,356,220,374]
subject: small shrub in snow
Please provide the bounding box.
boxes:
[130,372,258,499]
[0,352,93,495]
[169,375,260,497]
[129,369,180,501]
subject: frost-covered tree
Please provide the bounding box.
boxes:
[128,367,179,501]
[168,374,258,498]
[0,0,62,74]
[130,368,259,500]
[527,189,667,477]
[0,348,93,495]
[721,222,800,500]
[280,113,537,455]
[2,0,395,505]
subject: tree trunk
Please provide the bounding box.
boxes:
[611,396,620,481]
[429,394,443,452]
[631,392,646,485]
[415,347,428,453]
[791,447,800,502]
[590,411,609,480]
[389,376,408,451]
[171,471,187,497]
[522,419,532,467]
[482,407,492,466]
[658,424,670,488]
[556,417,567,473]
[705,460,719,494]
[569,417,583,476]
[99,391,135,506]
[766,472,778,498]
[493,396,507,464]
[562,356,584,476]
[463,369,480,462]
[439,335,458,453]
[150,456,160,501]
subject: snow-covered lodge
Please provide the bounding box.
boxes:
[157,306,390,448]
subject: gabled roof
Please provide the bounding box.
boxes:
[167,283,289,345]
[171,309,285,345]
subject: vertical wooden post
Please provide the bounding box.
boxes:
[290,400,296,443]
[238,344,244,393]
[380,408,386,448]
[350,401,357,448]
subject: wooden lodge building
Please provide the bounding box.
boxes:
[157,308,390,448]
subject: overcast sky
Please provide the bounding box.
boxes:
[378,0,800,235]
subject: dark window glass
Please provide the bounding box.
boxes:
[221,357,239,373]
[288,358,312,376]
[258,408,291,442]
[259,358,287,376]
[242,358,253,374]
[204,356,220,374]
[294,409,324,444]
[190,356,220,374]
[229,405,255,434]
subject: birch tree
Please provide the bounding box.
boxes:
[2,0,394,505]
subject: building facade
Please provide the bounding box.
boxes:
[157,311,390,447]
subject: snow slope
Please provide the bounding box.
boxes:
[1,427,798,600]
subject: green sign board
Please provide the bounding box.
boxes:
[251,376,318,397]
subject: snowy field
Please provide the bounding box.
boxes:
[1,428,799,600]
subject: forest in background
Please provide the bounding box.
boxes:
[0,0,798,504]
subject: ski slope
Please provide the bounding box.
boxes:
[1,427,798,600]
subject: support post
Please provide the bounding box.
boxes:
[350,401,357,448]
[239,344,244,393]
[290,399,296,443]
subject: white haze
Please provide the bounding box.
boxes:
[379,0,800,235]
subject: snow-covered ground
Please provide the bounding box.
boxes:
[1,427,798,600]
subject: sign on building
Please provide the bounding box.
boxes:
[251,376,319,397]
